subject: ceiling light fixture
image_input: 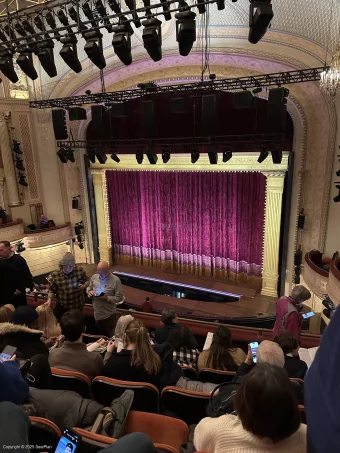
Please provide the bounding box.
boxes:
[258,145,269,163]
[136,152,144,164]
[142,18,162,62]
[191,150,200,164]
[222,147,233,162]
[248,0,273,44]
[175,9,196,56]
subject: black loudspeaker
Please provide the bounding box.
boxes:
[52,109,68,140]
[297,213,305,230]
[267,88,289,133]
[72,198,79,210]
[233,91,254,109]
[69,107,87,121]
[142,100,155,137]
[110,103,129,117]
[171,97,187,114]
[294,249,303,266]
[91,106,105,139]
[201,94,216,135]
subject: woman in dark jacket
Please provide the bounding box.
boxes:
[274,331,308,379]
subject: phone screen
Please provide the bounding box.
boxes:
[302,312,315,319]
[0,345,17,361]
[55,428,80,453]
[0,353,11,361]
[249,342,259,363]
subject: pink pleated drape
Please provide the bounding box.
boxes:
[106,170,266,286]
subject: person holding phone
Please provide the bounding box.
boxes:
[273,285,311,341]
[87,261,124,337]
[0,350,29,405]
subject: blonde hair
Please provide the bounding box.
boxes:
[36,305,61,339]
[0,305,13,323]
[125,319,161,375]
[4,304,15,312]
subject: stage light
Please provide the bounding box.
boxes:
[222,148,233,162]
[336,169,340,177]
[111,152,120,163]
[87,151,96,164]
[84,30,106,69]
[37,39,57,77]
[15,158,25,171]
[60,35,82,73]
[258,146,269,163]
[16,46,38,80]
[18,173,28,187]
[191,151,200,164]
[216,0,225,10]
[66,149,75,163]
[197,0,206,14]
[46,11,62,40]
[94,0,113,33]
[147,152,158,165]
[208,148,218,164]
[68,6,88,33]
[123,0,142,27]
[95,149,107,164]
[160,0,172,20]
[57,9,69,26]
[112,23,132,66]
[22,20,35,35]
[271,145,282,164]
[57,147,69,163]
[175,10,196,56]
[162,149,171,163]
[142,18,162,62]
[136,152,144,164]
[248,0,274,44]
[334,185,340,203]
[0,47,18,83]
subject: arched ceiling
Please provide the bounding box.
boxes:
[29,0,340,100]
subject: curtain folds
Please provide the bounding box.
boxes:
[106,170,266,287]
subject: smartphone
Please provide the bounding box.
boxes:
[249,342,259,364]
[0,345,17,361]
[96,292,105,297]
[55,428,80,453]
[302,311,315,319]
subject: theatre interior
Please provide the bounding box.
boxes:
[0,0,340,447]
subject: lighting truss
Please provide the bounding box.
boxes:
[30,67,327,109]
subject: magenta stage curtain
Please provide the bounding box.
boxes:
[106,170,266,286]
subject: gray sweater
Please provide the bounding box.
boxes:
[87,273,124,321]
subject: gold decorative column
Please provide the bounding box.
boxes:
[0,113,21,207]
[261,172,286,297]
[92,170,111,264]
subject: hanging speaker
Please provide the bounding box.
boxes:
[142,100,155,137]
[201,94,216,135]
[91,105,105,136]
[52,109,68,140]
[267,88,289,133]
[233,91,254,109]
[69,107,87,121]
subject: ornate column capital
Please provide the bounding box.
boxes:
[0,111,11,123]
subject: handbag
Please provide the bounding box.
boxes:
[17,359,36,384]
[206,381,240,418]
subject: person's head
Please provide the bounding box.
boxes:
[59,252,76,275]
[12,306,39,328]
[124,319,161,375]
[274,332,299,356]
[65,443,73,453]
[290,285,311,306]
[36,304,61,338]
[206,326,238,371]
[161,308,178,326]
[167,325,194,351]
[97,261,110,278]
[60,310,85,342]
[0,305,13,323]
[235,363,301,443]
[114,314,134,339]
[256,340,285,367]
[0,241,12,259]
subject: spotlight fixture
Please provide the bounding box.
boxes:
[16,46,38,80]
[111,151,120,163]
[336,169,340,177]
[94,0,114,33]
[87,151,96,163]
[147,151,158,165]
[271,144,282,164]
[175,10,196,56]
[248,0,274,44]
[258,146,269,163]
[37,39,57,77]
[0,46,18,83]
[123,0,142,27]
[95,149,107,164]
[136,152,144,164]
[84,30,106,69]
[18,173,28,187]
[112,22,133,66]
[57,147,69,163]
[191,150,200,164]
[159,0,172,20]
[334,185,340,203]
[46,11,62,41]
[66,148,75,163]
[162,148,171,163]
[60,34,82,73]
[142,18,162,62]
[222,148,233,162]
[15,158,25,171]
[12,141,23,154]
[68,6,88,33]
[208,148,218,165]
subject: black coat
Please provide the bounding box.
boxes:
[154,323,199,349]
[6,254,34,306]
[284,355,308,380]
[0,322,48,359]
[0,259,18,306]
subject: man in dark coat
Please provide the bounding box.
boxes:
[154,308,199,349]
[0,259,18,306]
[0,241,34,306]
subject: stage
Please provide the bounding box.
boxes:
[83,263,277,321]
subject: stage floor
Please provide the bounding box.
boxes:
[83,263,277,319]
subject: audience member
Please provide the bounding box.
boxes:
[167,324,199,368]
[195,363,306,453]
[48,309,103,380]
[0,306,48,358]
[114,314,134,351]
[0,305,14,323]
[0,402,30,453]
[0,241,34,307]
[0,259,18,307]
[0,206,6,224]
[274,331,307,380]
[45,253,89,320]
[273,285,311,340]
[198,326,246,372]
[87,261,124,337]
[141,297,153,313]
[103,319,162,387]
[154,308,199,349]
[39,214,49,229]
[0,355,29,404]
[36,304,62,349]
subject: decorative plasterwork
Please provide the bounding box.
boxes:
[0,220,25,242]
[328,271,340,306]
[25,224,72,248]
[302,258,329,300]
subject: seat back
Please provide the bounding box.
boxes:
[29,417,61,452]
[181,366,197,380]
[123,410,189,452]
[161,386,211,425]
[51,367,92,398]
[83,333,108,345]
[198,368,236,384]
[92,376,160,413]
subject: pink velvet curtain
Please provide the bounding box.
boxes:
[106,170,266,286]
